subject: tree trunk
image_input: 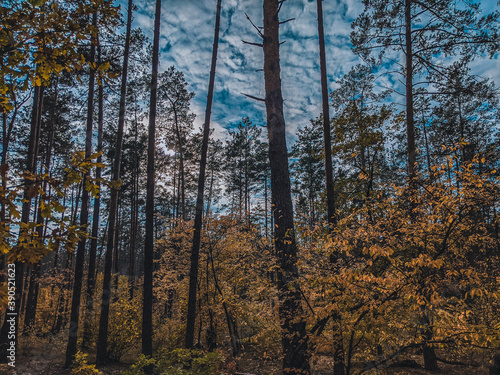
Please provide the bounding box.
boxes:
[263,1,310,373]
[0,80,44,363]
[143,0,161,360]
[405,0,416,180]
[65,11,96,366]
[185,0,221,349]
[96,0,133,364]
[82,72,104,347]
[129,107,139,299]
[316,0,337,228]
[172,108,187,221]
[113,197,121,296]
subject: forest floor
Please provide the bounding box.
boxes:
[0,355,492,375]
[0,335,493,375]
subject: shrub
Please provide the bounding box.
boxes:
[123,354,157,375]
[157,348,222,375]
[70,351,98,375]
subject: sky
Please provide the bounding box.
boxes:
[131,0,500,143]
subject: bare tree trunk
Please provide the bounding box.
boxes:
[405,0,416,180]
[172,108,187,221]
[185,0,221,349]
[65,11,97,366]
[113,197,121,296]
[263,1,309,373]
[316,0,337,228]
[129,106,139,299]
[143,0,161,360]
[83,67,104,347]
[421,109,432,176]
[264,171,269,241]
[96,0,133,364]
[317,0,344,356]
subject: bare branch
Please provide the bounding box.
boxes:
[242,40,263,48]
[280,18,295,25]
[278,0,287,14]
[245,13,264,38]
[241,93,266,102]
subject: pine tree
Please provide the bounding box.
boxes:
[263,0,309,372]
[185,0,222,349]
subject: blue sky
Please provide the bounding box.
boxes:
[132,0,500,142]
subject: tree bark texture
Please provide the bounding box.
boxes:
[263,0,310,373]
[143,0,161,358]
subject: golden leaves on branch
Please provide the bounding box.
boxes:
[0,0,120,112]
[300,151,500,361]
[0,151,110,264]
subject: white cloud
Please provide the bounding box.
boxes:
[130,0,498,148]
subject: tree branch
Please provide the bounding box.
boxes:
[241,93,265,102]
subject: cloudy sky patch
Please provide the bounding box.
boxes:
[132,0,499,144]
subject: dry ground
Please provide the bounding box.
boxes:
[0,336,494,375]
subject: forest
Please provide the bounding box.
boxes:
[1,0,500,374]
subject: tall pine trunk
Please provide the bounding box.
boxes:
[65,11,97,366]
[143,0,161,359]
[96,0,133,364]
[129,112,139,299]
[82,64,104,347]
[185,0,221,349]
[263,0,309,373]
[316,0,336,228]
[316,1,344,373]
[405,0,416,180]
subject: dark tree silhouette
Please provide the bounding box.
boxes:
[143,0,162,359]
[263,0,309,373]
[185,0,222,349]
[96,0,133,364]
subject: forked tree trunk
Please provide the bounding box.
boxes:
[143,0,161,359]
[96,0,133,364]
[185,0,222,349]
[262,0,310,373]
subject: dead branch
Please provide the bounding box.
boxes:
[245,13,264,38]
[241,93,265,102]
[242,40,263,47]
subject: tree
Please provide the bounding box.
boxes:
[262,0,309,372]
[224,118,267,224]
[82,45,105,347]
[185,0,222,349]
[97,0,134,364]
[352,5,499,367]
[351,0,499,181]
[316,0,336,230]
[157,67,196,221]
[428,61,499,166]
[65,9,98,366]
[290,119,324,229]
[143,0,161,360]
